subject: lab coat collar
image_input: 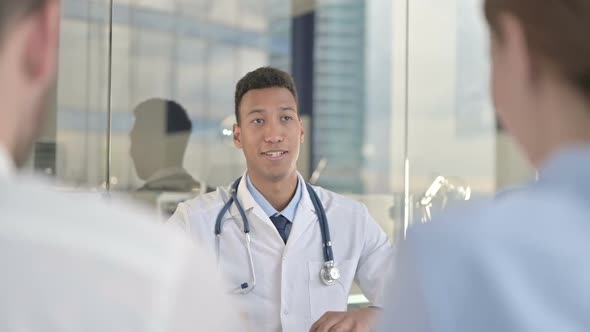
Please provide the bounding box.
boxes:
[234,171,316,213]
[285,177,319,248]
[226,171,272,233]
[227,171,319,244]
[245,173,303,222]
[0,145,15,179]
[297,173,318,213]
[235,171,257,212]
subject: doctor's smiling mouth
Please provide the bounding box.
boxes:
[262,150,289,161]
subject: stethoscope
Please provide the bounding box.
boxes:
[215,177,340,294]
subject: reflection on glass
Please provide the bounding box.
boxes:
[48,0,533,307]
[129,98,213,214]
[130,98,207,192]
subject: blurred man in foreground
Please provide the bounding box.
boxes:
[0,1,239,330]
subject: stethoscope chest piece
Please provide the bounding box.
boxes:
[320,260,340,286]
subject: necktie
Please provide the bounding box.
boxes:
[270,214,291,243]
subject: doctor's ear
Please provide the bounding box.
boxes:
[233,124,243,149]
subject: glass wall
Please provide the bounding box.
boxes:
[402,0,496,228]
[107,0,291,213]
[40,0,534,305]
[394,0,534,231]
[48,0,111,189]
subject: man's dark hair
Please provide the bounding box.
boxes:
[0,0,46,39]
[234,67,298,124]
[133,98,192,135]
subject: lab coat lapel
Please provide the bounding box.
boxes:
[285,183,318,248]
[227,172,280,237]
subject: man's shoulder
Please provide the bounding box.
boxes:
[311,185,366,209]
[398,186,590,332]
[406,184,590,262]
[0,178,241,331]
[0,176,198,277]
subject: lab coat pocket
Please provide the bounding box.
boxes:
[308,259,355,323]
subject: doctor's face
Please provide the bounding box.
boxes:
[233,87,304,184]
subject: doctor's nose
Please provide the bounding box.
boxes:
[264,122,284,143]
[264,134,284,144]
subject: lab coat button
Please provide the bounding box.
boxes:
[283,309,289,315]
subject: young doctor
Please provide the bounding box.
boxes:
[169,67,394,332]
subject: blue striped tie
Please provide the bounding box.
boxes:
[270,214,291,243]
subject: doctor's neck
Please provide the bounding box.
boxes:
[248,170,299,212]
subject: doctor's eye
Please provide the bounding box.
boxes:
[251,118,264,125]
[280,115,293,121]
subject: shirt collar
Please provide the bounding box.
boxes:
[245,174,303,222]
[0,145,15,179]
[538,145,590,192]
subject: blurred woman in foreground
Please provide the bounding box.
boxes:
[379,1,590,331]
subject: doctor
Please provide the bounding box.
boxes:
[170,67,394,332]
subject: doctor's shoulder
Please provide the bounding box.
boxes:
[311,185,373,223]
[169,185,229,229]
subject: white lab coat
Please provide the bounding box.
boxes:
[0,148,241,332]
[170,172,394,332]
[378,146,590,332]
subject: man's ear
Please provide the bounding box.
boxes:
[23,0,60,88]
[233,123,243,149]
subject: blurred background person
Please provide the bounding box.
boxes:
[130,98,213,215]
[0,1,239,330]
[379,0,590,331]
[130,98,210,193]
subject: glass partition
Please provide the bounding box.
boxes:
[39,0,534,308]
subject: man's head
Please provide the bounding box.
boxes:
[130,98,193,180]
[234,67,299,125]
[0,0,60,167]
[233,67,304,184]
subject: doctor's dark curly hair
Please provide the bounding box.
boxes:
[234,67,299,124]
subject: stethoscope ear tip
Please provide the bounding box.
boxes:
[240,282,249,289]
